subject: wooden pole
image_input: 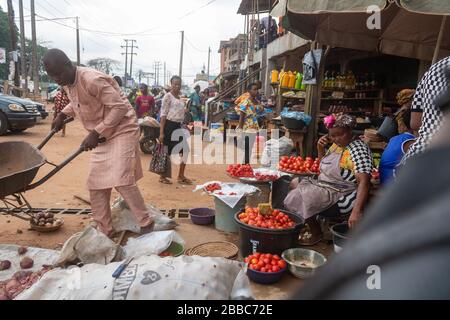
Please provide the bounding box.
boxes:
[432,16,447,65]
[30,0,40,98]
[19,0,27,96]
[179,31,185,78]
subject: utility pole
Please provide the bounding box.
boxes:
[30,0,39,98]
[121,39,130,87]
[129,40,137,84]
[179,31,184,79]
[76,17,80,66]
[19,0,27,96]
[164,62,167,86]
[207,46,211,84]
[7,0,20,93]
[154,61,161,86]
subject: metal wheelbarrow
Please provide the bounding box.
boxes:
[0,118,102,232]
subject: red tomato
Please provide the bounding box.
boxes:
[272,266,281,273]
[260,268,267,273]
[278,260,287,269]
[273,255,281,261]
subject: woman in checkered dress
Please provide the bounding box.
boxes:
[285,114,373,245]
[53,88,70,137]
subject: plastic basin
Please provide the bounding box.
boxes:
[189,208,216,226]
[247,266,287,285]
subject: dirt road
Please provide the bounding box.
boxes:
[0,113,234,248]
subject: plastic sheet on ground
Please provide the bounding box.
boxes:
[56,227,124,266]
[194,182,259,208]
[16,255,252,300]
[111,197,178,234]
[0,245,59,282]
[123,231,185,259]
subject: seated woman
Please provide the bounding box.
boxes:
[379,89,418,185]
[285,114,373,245]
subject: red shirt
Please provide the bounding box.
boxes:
[135,95,155,118]
[54,90,70,114]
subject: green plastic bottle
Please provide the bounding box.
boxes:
[295,72,303,90]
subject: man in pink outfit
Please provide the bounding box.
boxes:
[43,49,154,237]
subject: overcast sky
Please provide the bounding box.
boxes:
[1,0,247,85]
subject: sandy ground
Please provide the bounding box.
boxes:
[0,109,332,300]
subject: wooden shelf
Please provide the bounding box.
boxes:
[280,87,306,92]
[321,97,381,101]
[321,89,380,92]
[283,96,306,100]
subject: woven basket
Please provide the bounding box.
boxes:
[364,129,384,142]
[185,241,239,260]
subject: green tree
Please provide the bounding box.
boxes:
[87,57,120,75]
[0,5,14,81]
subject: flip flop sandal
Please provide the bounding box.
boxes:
[159,178,173,185]
[178,178,193,185]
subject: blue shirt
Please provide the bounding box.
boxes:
[380,133,416,185]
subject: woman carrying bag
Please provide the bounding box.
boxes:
[157,76,192,185]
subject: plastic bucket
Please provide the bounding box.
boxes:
[330,223,351,253]
[245,182,271,208]
[235,211,304,257]
[377,116,398,140]
[214,197,246,233]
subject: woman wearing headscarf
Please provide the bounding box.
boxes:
[285,114,373,245]
[379,89,418,185]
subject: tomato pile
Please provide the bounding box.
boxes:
[245,253,287,273]
[238,207,296,230]
[217,192,237,196]
[371,169,380,182]
[227,164,254,178]
[279,156,321,175]
[254,173,279,182]
[204,183,221,193]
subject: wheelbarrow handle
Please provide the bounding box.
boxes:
[25,138,107,192]
[37,118,75,150]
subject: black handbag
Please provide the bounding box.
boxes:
[149,144,169,174]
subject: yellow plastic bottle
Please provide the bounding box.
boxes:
[282,71,291,88]
[271,69,279,84]
[288,72,297,88]
[279,69,285,84]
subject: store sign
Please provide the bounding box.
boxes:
[0,48,6,64]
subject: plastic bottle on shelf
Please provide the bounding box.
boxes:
[271,69,279,84]
[295,72,303,90]
[281,71,291,88]
[323,71,329,89]
[279,69,285,84]
[288,72,297,88]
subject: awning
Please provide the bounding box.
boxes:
[237,0,277,15]
[275,0,450,61]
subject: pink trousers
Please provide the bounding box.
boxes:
[90,184,153,236]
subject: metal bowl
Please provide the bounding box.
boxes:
[282,248,327,280]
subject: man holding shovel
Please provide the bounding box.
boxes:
[43,49,154,238]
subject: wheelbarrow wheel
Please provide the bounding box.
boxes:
[140,137,157,154]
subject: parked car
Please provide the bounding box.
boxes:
[0,94,41,135]
[34,101,49,120]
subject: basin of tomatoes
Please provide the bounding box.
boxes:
[227,164,254,178]
[278,156,320,175]
[238,207,296,230]
[204,183,222,194]
[245,253,288,284]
